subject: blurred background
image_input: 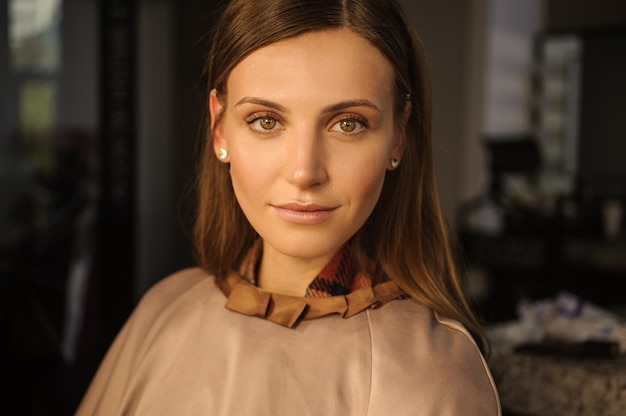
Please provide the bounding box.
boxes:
[1,0,625,414]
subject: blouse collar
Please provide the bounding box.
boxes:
[218,240,406,328]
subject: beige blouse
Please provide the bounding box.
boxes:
[77,268,501,415]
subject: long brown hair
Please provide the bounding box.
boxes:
[194,0,487,354]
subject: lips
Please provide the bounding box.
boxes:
[271,202,337,225]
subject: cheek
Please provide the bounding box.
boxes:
[229,151,266,203]
[221,119,273,203]
[336,150,388,206]
[227,136,285,215]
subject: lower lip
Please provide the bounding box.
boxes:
[272,206,336,225]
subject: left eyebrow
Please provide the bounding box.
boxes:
[322,100,382,114]
[235,97,288,113]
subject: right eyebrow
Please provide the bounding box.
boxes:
[321,100,382,114]
[234,97,289,113]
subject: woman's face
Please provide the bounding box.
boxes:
[210,29,405,264]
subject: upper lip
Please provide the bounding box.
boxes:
[273,202,336,212]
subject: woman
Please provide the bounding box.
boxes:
[78,0,501,414]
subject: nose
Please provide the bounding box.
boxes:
[285,128,328,189]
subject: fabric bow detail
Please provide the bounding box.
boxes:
[221,272,405,328]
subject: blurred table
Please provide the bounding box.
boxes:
[490,352,626,415]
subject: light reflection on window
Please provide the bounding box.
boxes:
[4,0,100,367]
[9,0,62,134]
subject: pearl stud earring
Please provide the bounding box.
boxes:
[390,158,400,169]
[217,148,228,160]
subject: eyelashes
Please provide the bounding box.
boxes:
[330,115,369,134]
[245,112,282,132]
[245,111,369,136]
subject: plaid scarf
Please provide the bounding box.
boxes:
[239,240,373,298]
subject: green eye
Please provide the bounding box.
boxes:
[339,120,357,132]
[259,118,276,130]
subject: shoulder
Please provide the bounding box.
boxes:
[123,268,221,346]
[366,299,501,415]
[367,299,485,364]
[123,267,221,339]
[76,268,220,414]
[366,298,481,355]
[140,267,213,307]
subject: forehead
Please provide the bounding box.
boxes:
[226,29,395,105]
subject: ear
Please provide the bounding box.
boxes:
[390,100,411,165]
[209,89,229,162]
[402,100,412,126]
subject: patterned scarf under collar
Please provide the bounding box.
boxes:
[238,239,373,298]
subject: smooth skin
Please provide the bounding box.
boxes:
[210,29,408,296]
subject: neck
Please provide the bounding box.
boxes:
[256,243,333,297]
